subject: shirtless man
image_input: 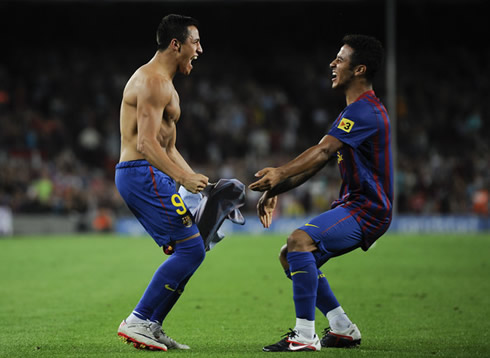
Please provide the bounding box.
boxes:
[115,14,208,351]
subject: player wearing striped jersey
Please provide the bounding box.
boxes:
[249,34,392,352]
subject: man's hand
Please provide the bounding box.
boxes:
[182,173,209,194]
[248,167,282,192]
[257,193,277,228]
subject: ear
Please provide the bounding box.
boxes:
[354,64,367,77]
[170,38,181,52]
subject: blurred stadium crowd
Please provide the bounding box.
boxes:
[0,38,489,230]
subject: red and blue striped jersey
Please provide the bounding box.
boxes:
[327,90,393,249]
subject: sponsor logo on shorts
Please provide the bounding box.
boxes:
[305,223,319,228]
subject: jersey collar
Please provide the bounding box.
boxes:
[355,90,375,102]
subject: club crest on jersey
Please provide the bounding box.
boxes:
[181,215,193,228]
[338,118,354,133]
[337,151,343,164]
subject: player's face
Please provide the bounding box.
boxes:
[329,45,355,90]
[178,26,203,75]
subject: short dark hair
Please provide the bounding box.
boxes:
[342,34,384,82]
[156,14,199,51]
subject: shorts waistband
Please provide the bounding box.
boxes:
[116,160,151,169]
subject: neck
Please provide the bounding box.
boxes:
[345,82,373,106]
[150,50,177,79]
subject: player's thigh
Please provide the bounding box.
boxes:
[117,165,199,245]
[299,206,362,257]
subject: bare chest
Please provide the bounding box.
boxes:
[163,90,180,123]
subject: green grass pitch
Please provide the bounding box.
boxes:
[1,232,489,357]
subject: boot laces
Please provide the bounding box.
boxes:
[282,328,299,340]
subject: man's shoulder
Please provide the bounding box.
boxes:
[126,66,173,100]
[343,100,374,122]
[137,65,172,87]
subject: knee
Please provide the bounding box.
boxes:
[287,229,316,252]
[176,237,206,267]
[186,244,205,272]
[192,240,206,266]
[279,244,289,270]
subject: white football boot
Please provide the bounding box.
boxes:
[117,320,167,351]
[149,321,190,349]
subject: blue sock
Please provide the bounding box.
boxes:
[150,273,193,324]
[133,237,205,320]
[287,251,318,321]
[316,269,340,316]
[284,267,339,315]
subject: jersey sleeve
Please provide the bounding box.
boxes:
[327,101,378,149]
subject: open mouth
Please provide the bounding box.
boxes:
[189,55,198,69]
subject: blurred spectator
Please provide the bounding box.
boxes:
[92,208,114,232]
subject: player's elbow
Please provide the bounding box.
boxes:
[136,139,145,155]
[136,136,155,157]
[317,135,342,162]
[318,146,333,164]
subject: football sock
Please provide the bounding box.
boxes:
[132,237,205,320]
[327,306,353,331]
[294,318,316,340]
[287,251,318,322]
[284,267,340,317]
[150,275,192,324]
[126,312,147,324]
[316,269,340,316]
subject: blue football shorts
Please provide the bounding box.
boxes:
[299,205,363,267]
[115,160,199,247]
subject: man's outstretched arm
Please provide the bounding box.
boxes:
[249,134,343,194]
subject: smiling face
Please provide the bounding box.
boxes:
[329,44,356,90]
[177,25,203,75]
